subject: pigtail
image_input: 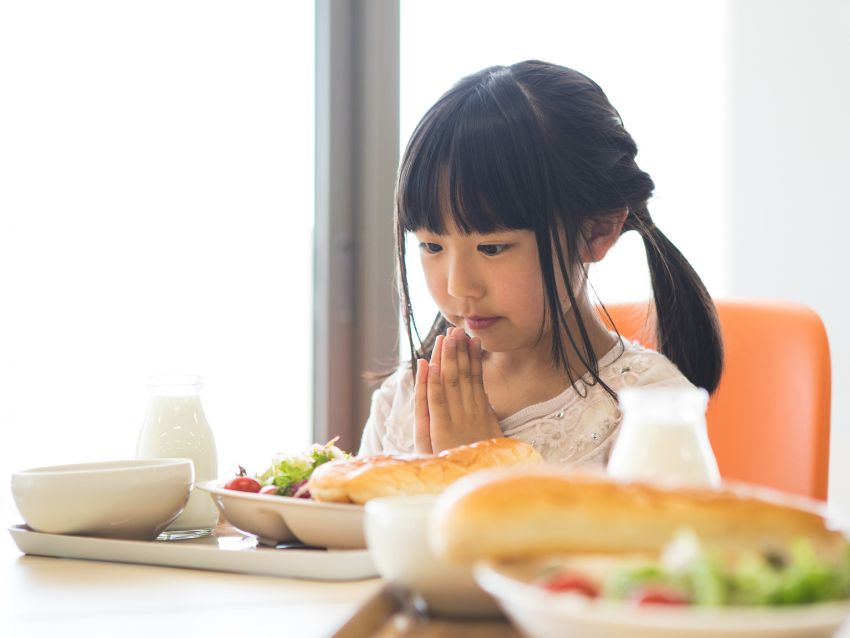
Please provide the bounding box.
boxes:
[627,209,724,394]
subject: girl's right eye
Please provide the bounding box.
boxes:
[419,242,442,254]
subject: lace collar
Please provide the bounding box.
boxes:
[498,335,631,431]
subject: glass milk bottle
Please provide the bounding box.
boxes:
[607,386,721,488]
[136,375,219,539]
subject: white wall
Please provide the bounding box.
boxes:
[726,0,850,512]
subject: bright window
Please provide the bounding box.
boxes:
[0,0,314,520]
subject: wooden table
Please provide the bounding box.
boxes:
[1,531,382,637]
[5,530,849,638]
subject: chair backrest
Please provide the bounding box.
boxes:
[599,300,831,500]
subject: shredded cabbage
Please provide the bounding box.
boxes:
[602,529,850,606]
[256,438,351,496]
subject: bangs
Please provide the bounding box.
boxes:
[397,68,554,236]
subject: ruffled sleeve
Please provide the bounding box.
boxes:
[357,365,415,456]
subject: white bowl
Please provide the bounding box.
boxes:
[475,560,850,638]
[11,459,194,540]
[364,495,500,618]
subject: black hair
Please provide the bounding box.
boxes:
[395,60,723,394]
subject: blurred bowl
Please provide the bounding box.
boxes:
[474,560,850,638]
[11,459,193,540]
[364,495,500,618]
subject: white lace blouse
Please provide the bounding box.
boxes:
[357,336,695,470]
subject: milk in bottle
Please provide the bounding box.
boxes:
[136,375,219,539]
[607,386,720,488]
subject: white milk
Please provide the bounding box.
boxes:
[608,387,720,488]
[136,376,219,536]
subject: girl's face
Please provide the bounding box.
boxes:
[414,222,560,355]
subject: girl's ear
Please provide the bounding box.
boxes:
[582,207,629,263]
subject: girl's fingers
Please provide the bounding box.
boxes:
[427,356,449,430]
[469,336,487,409]
[431,335,444,370]
[451,328,475,412]
[439,334,466,426]
[428,334,449,426]
[414,359,432,454]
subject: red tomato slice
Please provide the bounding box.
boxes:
[540,571,600,598]
[630,585,690,606]
[224,476,262,493]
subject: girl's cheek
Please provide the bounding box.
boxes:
[422,267,446,298]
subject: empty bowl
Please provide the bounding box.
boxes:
[11,458,194,540]
[364,494,500,618]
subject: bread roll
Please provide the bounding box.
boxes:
[430,468,849,563]
[308,438,543,504]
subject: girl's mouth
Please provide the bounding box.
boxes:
[465,316,500,331]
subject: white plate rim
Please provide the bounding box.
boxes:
[474,561,850,632]
[198,479,365,512]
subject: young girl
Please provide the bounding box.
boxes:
[359,60,723,468]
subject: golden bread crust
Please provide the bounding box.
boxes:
[307,438,543,504]
[430,469,848,563]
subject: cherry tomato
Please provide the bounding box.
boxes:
[259,485,280,495]
[224,476,261,493]
[540,571,599,598]
[630,585,689,606]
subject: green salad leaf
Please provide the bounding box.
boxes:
[602,529,850,607]
[605,563,680,600]
[257,437,351,496]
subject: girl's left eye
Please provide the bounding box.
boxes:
[478,244,510,256]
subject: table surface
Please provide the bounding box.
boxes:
[5,527,850,638]
[1,529,383,637]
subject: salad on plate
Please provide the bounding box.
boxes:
[533,528,850,607]
[223,438,351,499]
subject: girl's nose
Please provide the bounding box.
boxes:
[446,255,485,300]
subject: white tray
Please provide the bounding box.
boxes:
[8,523,377,581]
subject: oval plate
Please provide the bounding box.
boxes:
[475,560,850,638]
[198,479,366,549]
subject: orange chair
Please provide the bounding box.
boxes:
[599,300,831,500]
